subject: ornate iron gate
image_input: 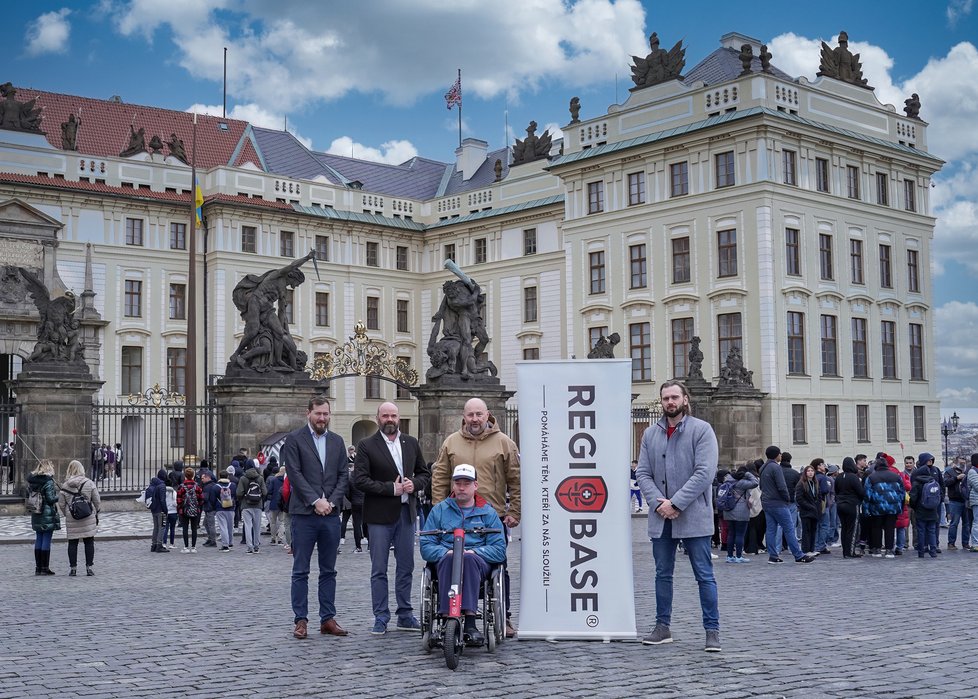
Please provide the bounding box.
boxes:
[0,402,20,496]
[91,384,224,493]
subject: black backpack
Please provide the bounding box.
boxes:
[246,479,262,506]
[62,483,93,520]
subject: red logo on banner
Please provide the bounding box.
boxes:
[555,476,608,513]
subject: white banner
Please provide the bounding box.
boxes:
[516,359,637,640]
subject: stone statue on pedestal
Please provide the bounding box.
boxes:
[817,31,870,88]
[120,124,146,157]
[587,332,620,359]
[0,83,43,132]
[511,121,553,165]
[630,33,685,89]
[569,96,581,123]
[738,44,754,76]
[904,93,921,119]
[226,250,317,376]
[17,268,83,363]
[426,260,496,382]
[61,114,80,150]
[717,346,753,388]
[686,336,704,380]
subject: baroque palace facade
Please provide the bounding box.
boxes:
[0,32,943,465]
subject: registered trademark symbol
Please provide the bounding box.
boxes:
[586,615,599,627]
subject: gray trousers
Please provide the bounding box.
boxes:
[203,510,217,543]
[243,507,262,550]
[151,512,165,547]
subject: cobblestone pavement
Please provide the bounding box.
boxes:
[2,518,976,699]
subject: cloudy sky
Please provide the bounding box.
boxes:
[8,0,978,420]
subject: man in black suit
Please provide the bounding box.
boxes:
[354,401,430,634]
[281,395,349,640]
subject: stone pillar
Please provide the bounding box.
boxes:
[708,389,766,468]
[210,377,324,468]
[9,365,103,484]
[413,383,515,461]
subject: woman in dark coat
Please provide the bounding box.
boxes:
[795,463,822,555]
[27,460,60,575]
[834,457,865,558]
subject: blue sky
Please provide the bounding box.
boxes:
[8,0,978,420]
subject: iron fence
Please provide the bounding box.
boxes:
[91,398,224,494]
[0,402,19,496]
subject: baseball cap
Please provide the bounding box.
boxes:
[452,464,476,481]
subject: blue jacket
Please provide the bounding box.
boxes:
[863,461,905,516]
[909,465,942,521]
[266,474,285,512]
[201,480,221,512]
[420,494,506,565]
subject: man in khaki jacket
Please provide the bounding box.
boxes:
[431,397,520,637]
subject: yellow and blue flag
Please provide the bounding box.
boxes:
[194,177,203,226]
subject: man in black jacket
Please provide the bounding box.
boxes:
[354,401,430,635]
[759,446,815,564]
[775,451,801,555]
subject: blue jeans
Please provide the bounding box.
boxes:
[773,503,800,554]
[368,503,416,625]
[815,507,832,551]
[946,501,966,546]
[436,552,490,615]
[915,519,938,555]
[726,520,748,558]
[651,519,719,630]
[291,513,341,623]
[970,505,978,547]
[895,527,907,552]
[34,530,53,551]
[765,504,805,560]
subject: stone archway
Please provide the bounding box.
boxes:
[351,419,378,446]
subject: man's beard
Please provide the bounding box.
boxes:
[663,404,685,418]
[311,420,328,435]
[381,422,398,435]
[467,423,486,436]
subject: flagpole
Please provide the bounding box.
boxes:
[457,68,462,148]
[185,112,199,462]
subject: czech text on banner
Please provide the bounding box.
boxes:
[516,359,637,640]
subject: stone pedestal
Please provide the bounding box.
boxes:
[8,363,103,483]
[707,388,765,468]
[414,382,515,461]
[210,376,324,468]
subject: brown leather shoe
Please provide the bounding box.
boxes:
[320,618,348,636]
[293,619,308,639]
[505,619,517,639]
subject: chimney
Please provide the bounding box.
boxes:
[455,138,488,181]
[719,32,762,55]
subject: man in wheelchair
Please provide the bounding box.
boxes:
[420,464,507,645]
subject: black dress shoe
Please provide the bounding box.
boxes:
[464,627,485,646]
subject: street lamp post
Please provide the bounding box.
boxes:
[941,411,960,467]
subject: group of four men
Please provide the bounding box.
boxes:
[280,395,519,642]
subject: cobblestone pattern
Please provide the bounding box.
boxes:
[1,519,974,698]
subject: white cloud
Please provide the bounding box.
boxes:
[936,301,978,378]
[25,8,72,57]
[187,102,312,148]
[105,0,647,112]
[947,0,974,26]
[325,137,418,165]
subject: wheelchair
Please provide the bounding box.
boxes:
[419,559,506,669]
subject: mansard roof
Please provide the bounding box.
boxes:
[682,47,793,86]
[441,146,511,196]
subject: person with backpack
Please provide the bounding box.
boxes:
[795,464,822,556]
[163,480,179,551]
[213,469,236,551]
[144,469,169,553]
[266,466,287,545]
[967,454,978,552]
[104,446,116,480]
[57,459,100,576]
[27,460,60,575]
[863,453,906,557]
[944,457,971,550]
[834,457,865,558]
[909,453,942,558]
[237,459,267,553]
[719,464,758,563]
[280,474,293,554]
[177,466,204,553]
[199,468,220,547]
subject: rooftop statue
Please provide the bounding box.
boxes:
[18,268,83,364]
[738,44,754,76]
[904,93,921,120]
[426,260,496,382]
[147,134,165,154]
[817,31,870,88]
[120,124,146,157]
[60,114,80,150]
[759,44,773,73]
[494,158,503,182]
[168,133,189,164]
[511,121,552,165]
[569,96,581,123]
[227,250,317,375]
[630,32,685,89]
[0,82,43,132]
[587,332,620,359]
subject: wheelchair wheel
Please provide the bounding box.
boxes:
[443,617,463,671]
[420,569,434,652]
[483,578,496,653]
[492,570,506,644]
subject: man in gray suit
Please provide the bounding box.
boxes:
[281,396,349,639]
[635,379,721,653]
